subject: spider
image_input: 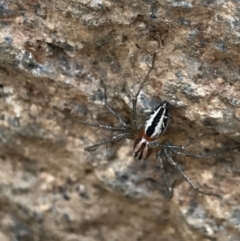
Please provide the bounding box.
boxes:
[58,52,219,198]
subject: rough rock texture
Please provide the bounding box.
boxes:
[0,0,240,240]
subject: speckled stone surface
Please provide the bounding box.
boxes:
[0,1,240,241]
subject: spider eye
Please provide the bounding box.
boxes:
[144,101,169,139]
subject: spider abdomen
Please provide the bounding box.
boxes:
[144,101,169,139]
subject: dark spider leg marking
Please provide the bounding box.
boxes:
[162,148,220,197]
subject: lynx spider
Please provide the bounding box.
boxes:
[63,52,219,198]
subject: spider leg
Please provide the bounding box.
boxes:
[74,119,127,132]
[166,134,217,158]
[148,141,184,149]
[157,150,173,198]
[131,53,157,129]
[179,134,205,149]
[148,134,206,150]
[54,106,127,132]
[100,131,125,159]
[163,148,220,197]
[100,80,127,127]
[84,133,132,152]
[170,148,217,158]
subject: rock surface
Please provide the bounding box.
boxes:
[0,0,240,240]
